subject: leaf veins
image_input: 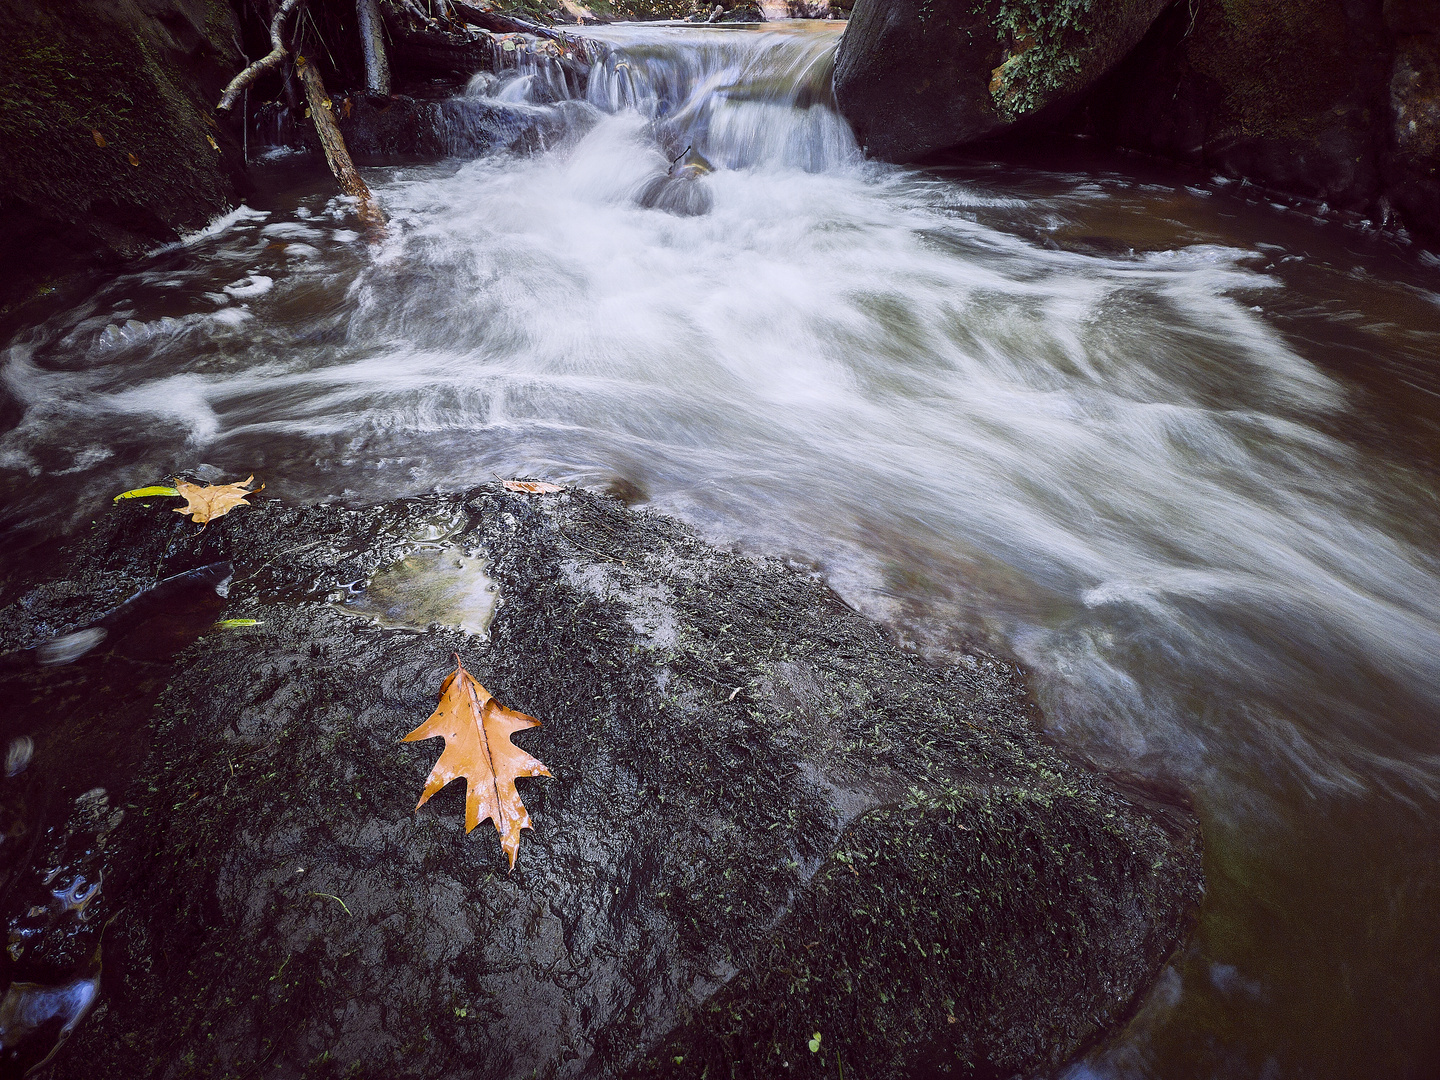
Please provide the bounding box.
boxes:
[173,474,262,525]
[404,656,552,870]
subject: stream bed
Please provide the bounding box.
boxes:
[3,20,1440,1080]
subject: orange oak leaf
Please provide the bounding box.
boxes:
[503,479,564,493]
[404,656,551,870]
[173,474,262,525]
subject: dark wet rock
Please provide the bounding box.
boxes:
[389,23,504,79]
[259,92,594,161]
[0,488,1202,1079]
[637,145,715,215]
[716,3,765,22]
[833,0,1170,162]
[1073,0,1440,240]
[636,174,715,214]
[0,0,248,314]
[0,559,234,1074]
[1387,25,1440,236]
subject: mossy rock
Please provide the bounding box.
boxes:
[1074,0,1410,223]
[2,486,1201,1078]
[0,0,248,314]
[833,0,1171,161]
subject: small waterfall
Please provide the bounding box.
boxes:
[464,23,856,172]
[247,24,853,176]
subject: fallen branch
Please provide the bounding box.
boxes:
[295,54,387,230]
[217,0,305,112]
[449,0,565,41]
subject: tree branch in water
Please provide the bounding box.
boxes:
[217,0,305,113]
[294,54,387,231]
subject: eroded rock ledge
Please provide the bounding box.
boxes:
[0,486,1202,1078]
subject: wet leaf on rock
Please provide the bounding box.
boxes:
[403,655,551,870]
[173,475,262,525]
[503,479,564,493]
[113,485,180,502]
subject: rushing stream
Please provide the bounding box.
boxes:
[4,20,1440,1080]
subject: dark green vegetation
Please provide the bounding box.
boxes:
[0,488,1202,1078]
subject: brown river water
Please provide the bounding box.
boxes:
[2,21,1440,1080]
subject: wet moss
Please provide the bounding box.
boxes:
[985,0,1096,119]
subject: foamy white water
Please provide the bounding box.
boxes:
[4,21,1440,1079]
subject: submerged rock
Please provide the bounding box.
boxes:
[637,145,715,216]
[0,487,1202,1079]
[833,0,1170,161]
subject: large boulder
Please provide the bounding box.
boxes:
[1074,0,1440,239]
[833,0,1171,161]
[0,486,1202,1079]
[0,0,249,315]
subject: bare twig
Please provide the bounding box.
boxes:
[556,525,624,564]
[218,0,305,112]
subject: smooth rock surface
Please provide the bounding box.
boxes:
[833,0,1170,161]
[0,487,1202,1079]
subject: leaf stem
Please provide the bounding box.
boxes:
[308,891,352,916]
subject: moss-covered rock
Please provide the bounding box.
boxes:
[0,0,248,316]
[832,0,1170,161]
[1,487,1201,1078]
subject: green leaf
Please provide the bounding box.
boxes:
[212,619,262,629]
[808,1033,822,1053]
[113,485,179,502]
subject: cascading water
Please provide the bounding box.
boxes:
[578,23,854,170]
[3,20,1440,1080]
